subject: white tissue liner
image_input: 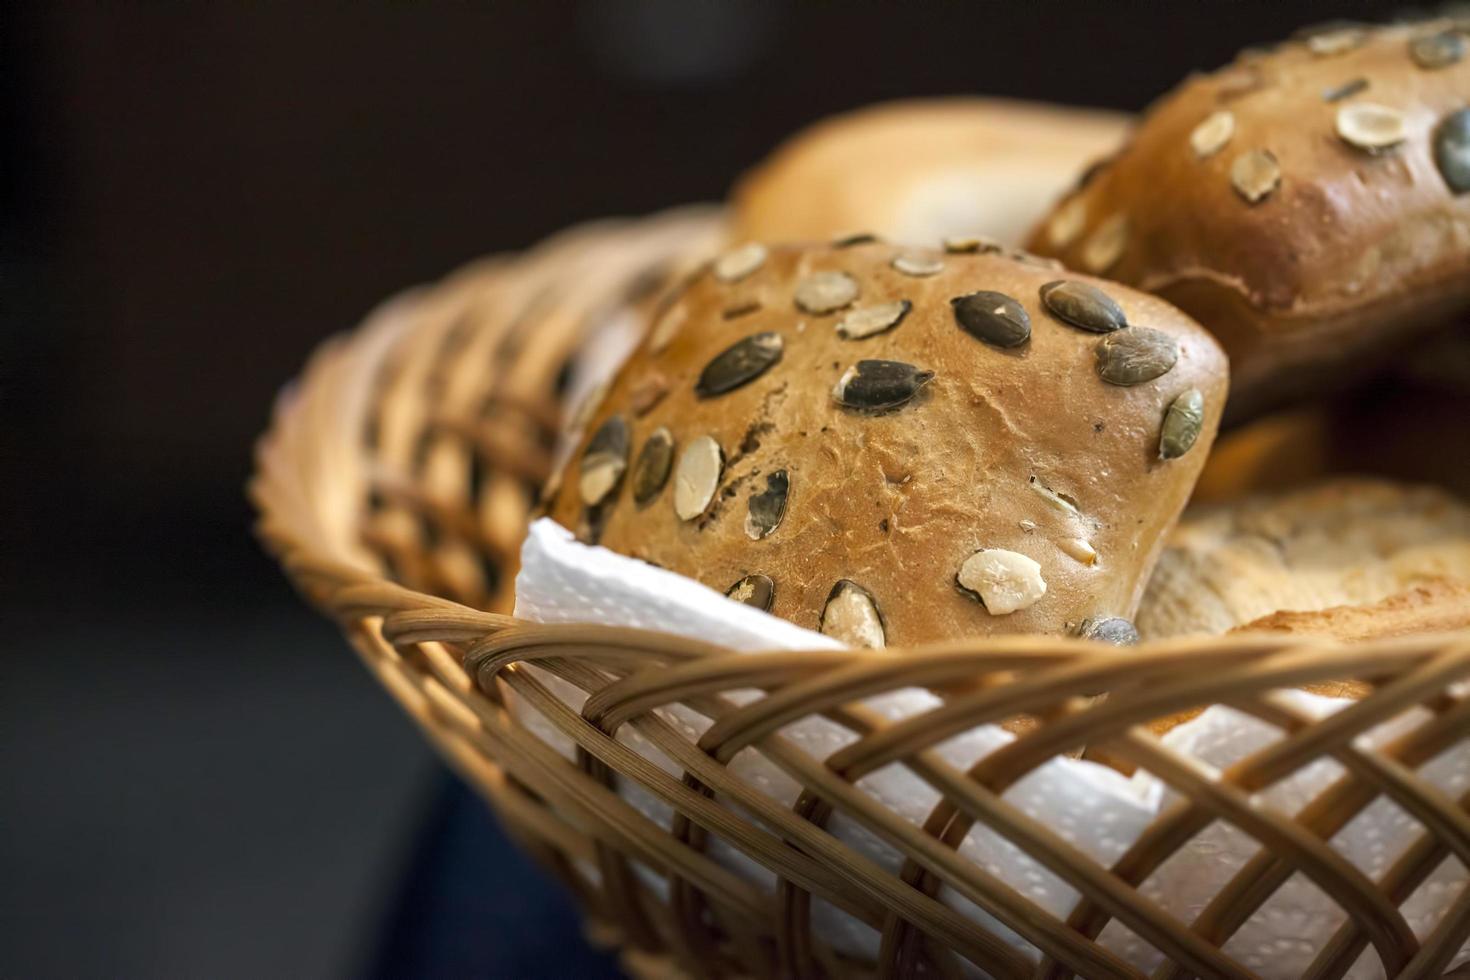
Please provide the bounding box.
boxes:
[513,518,1468,977]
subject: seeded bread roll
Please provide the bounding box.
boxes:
[1137,477,1470,640]
[732,98,1131,248]
[544,239,1228,648]
[1026,19,1470,421]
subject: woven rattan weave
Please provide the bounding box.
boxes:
[251,210,1470,979]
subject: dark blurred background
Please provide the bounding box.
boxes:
[2,2,1413,977]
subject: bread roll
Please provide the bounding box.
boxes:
[1026,20,1470,421]
[732,98,1131,248]
[1138,477,1470,640]
[544,238,1227,647]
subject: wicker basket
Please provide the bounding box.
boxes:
[251,209,1470,980]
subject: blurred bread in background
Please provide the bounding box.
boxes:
[1138,477,1470,641]
[730,98,1130,248]
[1025,21,1470,423]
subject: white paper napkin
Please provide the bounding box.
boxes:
[514,517,1469,978]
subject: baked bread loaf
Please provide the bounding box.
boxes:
[543,238,1228,647]
[1232,578,1470,643]
[731,98,1130,248]
[1137,477,1470,640]
[1025,19,1470,421]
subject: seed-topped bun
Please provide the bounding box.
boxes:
[543,238,1228,648]
[1025,19,1470,421]
[731,98,1131,248]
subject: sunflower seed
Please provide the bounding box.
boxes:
[1159,388,1206,460]
[1058,537,1098,565]
[1230,149,1281,203]
[832,360,935,411]
[745,469,789,540]
[1096,328,1179,386]
[942,235,1004,254]
[1040,280,1127,333]
[695,332,784,398]
[951,290,1031,348]
[673,435,723,521]
[713,242,767,282]
[632,427,674,505]
[578,416,629,506]
[1046,195,1089,248]
[1323,77,1369,102]
[820,580,886,649]
[1029,476,1080,516]
[1305,25,1366,56]
[891,252,944,277]
[1411,29,1465,68]
[1434,108,1470,193]
[726,574,774,612]
[836,300,912,340]
[1336,102,1408,151]
[1190,110,1235,159]
[1077,617,1140,646]
[629,373,668,415]
[956,549,1047,615]
[1081,213,1128,272]
[832,232,878,248]
[794,271,859,314]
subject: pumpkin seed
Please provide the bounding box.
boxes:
[694,332,784,398]
[1012,249,1066,273]
[1095,328,1179,386]
[1081,213,1128,272]
[1305,25,1366,56]
[941,235,1004,254]
[1159,388,1206,460]
[723,300,761,319]
[1040,280,1127,333]
[632,427,674,505]
[891,252,944,277]
[820,580,886,649]
[1410,29,1465,68]
[1077,617,1140,646]
[673,435,724,521]
[794,271,859,314]
[649,303,687,352]
[1046,195,1088,247]
[1434,108,1470,193]
[745,469,789,540]
[1336,102,1408,151]
[832,359,935,411]
[1190,110,1235,159]
[832,232,878,248]
[956,549,1047,615]
[629,373,668,416]
[1058,537,1098,566]
[951,290,1031,348]
[713,242,767,282]
[1230,149,1281,203]
[836,300,912,340]
[578,416,629,506]
[1322,77,1369,102]
[726,574,774,612]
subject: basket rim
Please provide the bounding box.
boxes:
[247,218,1470,980]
